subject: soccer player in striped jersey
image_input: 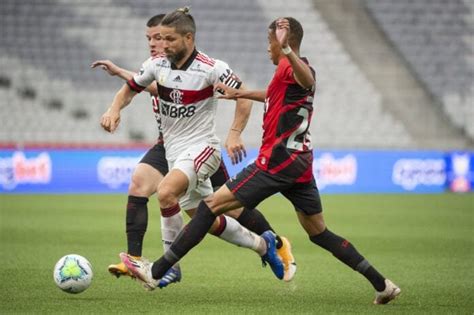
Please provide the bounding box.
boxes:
[121,17,401,305]
[98,9,294,287]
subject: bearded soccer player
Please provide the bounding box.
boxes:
[121,17,401,305]
[99,8,295,286]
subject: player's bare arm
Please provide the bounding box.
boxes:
[101,83,137,133]
[91,60,158,96]
[215,83,266,102]
[91,60,132,79]
[225,84,253,164]
[276,18,315,89]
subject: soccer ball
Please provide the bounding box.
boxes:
[53,254,93,294]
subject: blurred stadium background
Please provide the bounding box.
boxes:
[0,0,473,148]
[0,0,473,194]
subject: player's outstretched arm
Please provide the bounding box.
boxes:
[91,60,135,80]
[91,60,158,96]
[215,83,266,102]
[101,83,137,133]
[276,19,315,89]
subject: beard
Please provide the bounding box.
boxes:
[166,47,187,65]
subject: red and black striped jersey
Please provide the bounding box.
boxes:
[256,57,316,183]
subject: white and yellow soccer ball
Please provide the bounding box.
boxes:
[53,254,93,294]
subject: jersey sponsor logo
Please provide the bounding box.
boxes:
[190,63,206,73]
[313,153,357,189]
[97,156,140,189]
[161,102,196,118]
[392,158,446,190]
[0,151,52,190]
[173,75,182,82]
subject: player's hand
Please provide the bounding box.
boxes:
[214,83,238,100]
[276,18,290,49]
[91,60,121,76]
[100,108,121,133]
[225,130,247,165]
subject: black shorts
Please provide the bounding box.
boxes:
[210,160,230,191]
[226,163,322,215]
[138,143,169,175]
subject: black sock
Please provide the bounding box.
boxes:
[126,195,148,257]
[310,228,386,291]
[237,208,283,248]
[151,201,216,279]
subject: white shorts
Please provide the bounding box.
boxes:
[168,143,221,211]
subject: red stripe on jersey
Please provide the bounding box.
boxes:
[196,54,215,66]
[157,84,214,105]
[267,151,299,175]
[194,146,216,173]
[127,78,146,93]
[231,167,259,194]
[196,53,215,63]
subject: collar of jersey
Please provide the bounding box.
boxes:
[170,48,198,71]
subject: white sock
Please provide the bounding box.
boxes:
[218,216,266,255]
[161,211,184,269]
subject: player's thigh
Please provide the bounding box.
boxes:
[129,163,164,197]
[281,179,323,216]
[158,168,190,200]
[282,180,326,235]
[225,163,285,212]
[205,184,243,215]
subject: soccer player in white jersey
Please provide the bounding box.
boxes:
[99,8,294,287]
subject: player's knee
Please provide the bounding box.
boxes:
[129,173,155,197]
[157,185,179,206]
[203,193,233,215]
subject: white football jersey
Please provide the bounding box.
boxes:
[129,49,241,160]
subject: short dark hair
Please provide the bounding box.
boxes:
[160,6,196,36]
[269,17,304,49]
[147,14,166,27]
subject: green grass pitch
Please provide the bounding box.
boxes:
[1,193,473,314]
